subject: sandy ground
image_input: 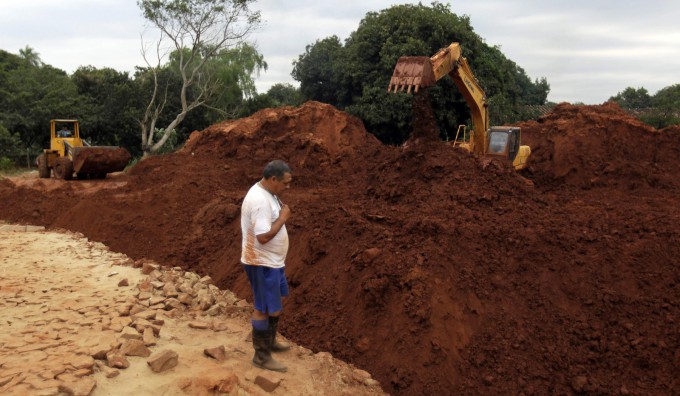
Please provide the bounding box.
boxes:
[0,227,385,396]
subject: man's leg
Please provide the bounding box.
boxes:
[269,268,291,352]
[244,265,287,372]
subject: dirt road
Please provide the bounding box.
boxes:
[0,227,384,395]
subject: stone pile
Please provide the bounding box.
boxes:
[0,253,251,395]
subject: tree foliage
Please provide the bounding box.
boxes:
[609,87,652,109]
[72,66,143,154]
[0,48,80,150]
[137,0,262,155]
[611,85,680,129]
[238,83,303,117]
[292,2,550,144]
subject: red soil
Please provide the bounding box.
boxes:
[1,101,678,395]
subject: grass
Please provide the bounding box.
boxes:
[0,167,36,178]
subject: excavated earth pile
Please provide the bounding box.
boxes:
[1,101,679,395]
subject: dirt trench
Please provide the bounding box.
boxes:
[1,101,679,395]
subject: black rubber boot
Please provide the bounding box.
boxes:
[252,328,287,372]
[269,316,291,352]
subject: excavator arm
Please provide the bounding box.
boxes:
[388,43,489,154]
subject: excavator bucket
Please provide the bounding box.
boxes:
[387,56,436,94]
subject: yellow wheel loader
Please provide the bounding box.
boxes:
[388,42,531,170]
[36,119,131,180]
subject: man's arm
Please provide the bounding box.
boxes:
[256,204,290,244]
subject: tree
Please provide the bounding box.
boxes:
[609,87,652,109]
[71,66,142,155]
[0,124,23,170]
[0,50,79,150]
[137,0,262,156]
[266,83,303,107]
[238,83,303,117]
[0,123,22,164]
[292,3,550,144]
[292,36,345,106]
[201,43,267,124]
[18,46,43,68]
[643,84,680,128]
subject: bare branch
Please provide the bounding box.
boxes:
[137,0,261,156]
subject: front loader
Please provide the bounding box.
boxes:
[36,119,131,180]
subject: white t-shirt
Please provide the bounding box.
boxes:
[240,183,289,268]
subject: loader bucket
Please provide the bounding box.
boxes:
[387,56,436,94]
[72,146,131,175]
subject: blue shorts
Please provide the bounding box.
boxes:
[242,264,289,314]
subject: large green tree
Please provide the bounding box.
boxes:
[609,87,652,109]
[137,0,262,156]
[0,49,79,150]
[292,2,550,144]
[649,84,680,128]
[238,83,303,117]
[610,85,680,128]
[71,66,143,155]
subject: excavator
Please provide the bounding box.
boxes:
[388,42,531,170]
[36,119,131,180]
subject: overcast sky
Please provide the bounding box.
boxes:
[1,0,679,104]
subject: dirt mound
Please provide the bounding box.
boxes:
[520,102,680,192]
[1,100,679,395]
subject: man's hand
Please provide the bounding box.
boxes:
[256,204,291,245]
[279,204,291,223]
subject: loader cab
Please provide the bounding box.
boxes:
[50,119,81,158]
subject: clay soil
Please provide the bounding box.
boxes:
[1,101,679,395]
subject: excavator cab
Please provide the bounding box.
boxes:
[485,127,530,170]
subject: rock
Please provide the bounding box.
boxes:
[96,362,119,379]
[120,326,142,340]
[120,339,151,357]
[149,296,166,306]
[72,368,93,378]
[189,321,210,329]
[206,303,224,316]
[204,345,226,362]
[162,283,179,298]
[178,370,239,394]
[141,262,160,275]
[571,376,588,392]
[352,368,371,382]
[254,373,282,392]
[143,327,156,346]
[132,310,157,320]
[178,293,193,305]
[70,355,95,370]
[58,378,96,396]
[147,350,179,373]
[117,278,129,287]
[106,351,130,369]
[199,275,213,285]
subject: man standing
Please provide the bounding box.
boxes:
[241,160,293,372]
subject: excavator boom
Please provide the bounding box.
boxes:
[388,43,489,154]
[387,42,531,170]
